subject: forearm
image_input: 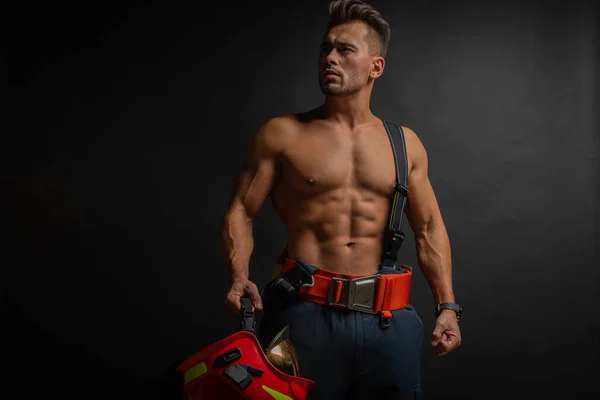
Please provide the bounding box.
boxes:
[415,220,455,304]
[221,209,254,283]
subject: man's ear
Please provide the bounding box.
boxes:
[370,56,385,79]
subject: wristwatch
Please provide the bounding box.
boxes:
[436,302,462,321]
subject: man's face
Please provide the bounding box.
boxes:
[318,21,379,97]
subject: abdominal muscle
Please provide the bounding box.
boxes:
[272,186,392,276]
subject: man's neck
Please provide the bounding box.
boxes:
[321,90,374,130]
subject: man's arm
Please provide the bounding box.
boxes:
[221,117,287,312]
[403,127,454,304]
[403,127,461,356]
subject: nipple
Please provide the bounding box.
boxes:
[306,176,317,185]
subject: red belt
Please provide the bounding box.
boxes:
[280,258,412,319]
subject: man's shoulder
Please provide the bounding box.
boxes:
[260,113,301,132]
[391,124,424,153]
[383,122,422,150]
[397,125,428,174]
[252,114,301,153]
[266,107,322,127]
[386,123,416,141]
[381,123,427,175]
[257,108,320,140]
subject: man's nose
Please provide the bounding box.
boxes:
[324,49,339,66]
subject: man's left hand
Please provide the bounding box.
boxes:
[431,310,462,356]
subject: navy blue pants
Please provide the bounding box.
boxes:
[259,295,424,399]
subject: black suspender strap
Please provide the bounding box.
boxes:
[381,121,409,268]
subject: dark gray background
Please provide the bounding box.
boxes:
[4,0,599,398]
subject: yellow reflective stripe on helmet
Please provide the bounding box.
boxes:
[184,362,207,385]
[262,385,293,400]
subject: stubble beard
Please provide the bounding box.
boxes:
[319,74,368,97]
[320,83,343,96]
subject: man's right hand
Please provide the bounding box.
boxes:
[225,279,263,317]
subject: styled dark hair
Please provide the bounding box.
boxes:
[327,0,391,58]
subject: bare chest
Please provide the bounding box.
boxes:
[279,124,401,196]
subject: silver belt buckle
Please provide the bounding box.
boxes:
[327,275,379,314]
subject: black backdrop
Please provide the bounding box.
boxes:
[4,0,599,398]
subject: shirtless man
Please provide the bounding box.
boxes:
[221,1,461,398]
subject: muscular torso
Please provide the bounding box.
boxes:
[270,110,414,275]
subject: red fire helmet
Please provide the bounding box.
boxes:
[176,300,315,399]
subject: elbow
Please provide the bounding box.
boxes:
[413,215,445,241]
[221,206,253,235]
[413,218,434,241]
[226,198,257,222]
[220,208,251,253]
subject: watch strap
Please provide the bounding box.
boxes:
[436,302,462,320]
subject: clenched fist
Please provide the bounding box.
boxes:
[431,310,462,356]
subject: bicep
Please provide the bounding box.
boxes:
[232,155,277,220]
[404,131,444,235]
[227,121,283,220]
